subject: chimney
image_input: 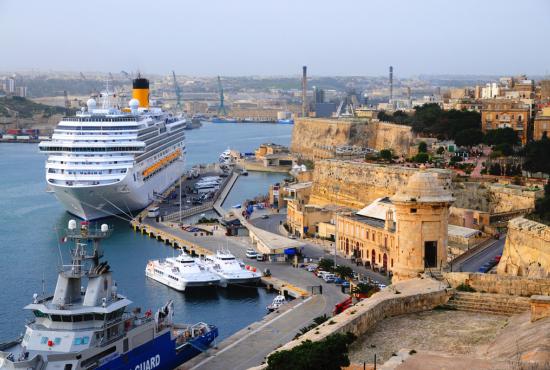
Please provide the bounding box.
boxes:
[302,66,307,117]
[389,66,393,102]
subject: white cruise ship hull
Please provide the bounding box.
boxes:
[51,159,185,220]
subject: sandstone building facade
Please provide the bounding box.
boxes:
[481,99,531,144]
[335,169,454,282]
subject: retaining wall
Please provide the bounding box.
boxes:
[443,272,550,296]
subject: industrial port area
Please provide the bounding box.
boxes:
[1,1,550,370]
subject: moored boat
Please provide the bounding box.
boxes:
[146,251,220,291]
[0,220,218,370]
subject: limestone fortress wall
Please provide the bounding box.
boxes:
[308,160,453,209]
[497,217,550,278]
[290,118,415,159]
[306,160,542,213]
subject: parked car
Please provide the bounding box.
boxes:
[334,277,345,285]
[245,249,258,258]
[261,214,269,219]
[256,253,265,261]
[341,281,351,288]
[317,271,330,279]
[305,264,318,272]
[323,274,336,283]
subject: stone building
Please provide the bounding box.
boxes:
[336,168,455,282]
[481,99,531,144]
[534,106,550,140]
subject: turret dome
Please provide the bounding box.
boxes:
[391,167,454,204]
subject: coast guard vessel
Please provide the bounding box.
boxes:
[0,220,218,369]
[39,76,186,220]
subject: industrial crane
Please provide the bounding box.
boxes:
[217,76,227,116]
[63,90,71,112]
[172,71,182,110]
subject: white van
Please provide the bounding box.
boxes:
[147,206,160,218]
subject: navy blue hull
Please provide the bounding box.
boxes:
[96,327,218,370]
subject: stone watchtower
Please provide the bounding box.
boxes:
[390,167,454,282]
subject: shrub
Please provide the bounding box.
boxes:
[456,283,476,292]
[267,333,356,370]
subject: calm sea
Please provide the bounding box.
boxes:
[0,121,291,340]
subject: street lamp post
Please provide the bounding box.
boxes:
[179,175,182,226]
[333,184,340,269]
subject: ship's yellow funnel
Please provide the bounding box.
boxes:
[132,76,150,108]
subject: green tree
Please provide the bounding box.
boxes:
[529,182,550,225]
[488,163,502,176]
[318,258,335,272]
[454,128,484,147]
[418,141,428,153]
[412,152,429,163]
[523,135,550,174]
[334,265,353,279]
[267,333,356,370]
[484,128,519,146]
[379,149,393,161]
[436,146,445,155]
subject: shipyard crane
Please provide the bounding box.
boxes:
[217,76,227,116]
[63,90,71,112]
[172,71,182,110]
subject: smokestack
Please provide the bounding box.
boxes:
[302,66,307,117]
[389,66,393,102]
[407,86,411,101]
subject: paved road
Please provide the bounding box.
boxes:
[186,295,330,370]
[456,237,505,272]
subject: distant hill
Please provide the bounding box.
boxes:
[0,96,69,118]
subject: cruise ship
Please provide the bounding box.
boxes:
[0,220,218,369]
[39,76,186,220]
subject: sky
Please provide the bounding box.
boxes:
[1,0,549,77]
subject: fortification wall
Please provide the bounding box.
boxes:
[488,184,543,214]
[308,159,453,209]
[496,217,550,278]
[366,120,414,156]
[444,272,550,296]
[274,278,449,353]
[290,118,414,160]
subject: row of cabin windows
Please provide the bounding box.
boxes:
[168,275,179,281]
[33,308,124,322]
[42,146,143,152]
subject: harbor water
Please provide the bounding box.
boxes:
[0,121,291,341]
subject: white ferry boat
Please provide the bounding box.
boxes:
[145,251,220,291]
[198,251,261,287]
[39,76,186,220]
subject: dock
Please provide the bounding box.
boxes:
[181,294,329,370]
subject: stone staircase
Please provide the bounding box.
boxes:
[444,291,530,316]
[425,268,445,281]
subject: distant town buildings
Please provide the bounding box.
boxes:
[1,76,28,97]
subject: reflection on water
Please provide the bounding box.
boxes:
[0,121,291,340]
